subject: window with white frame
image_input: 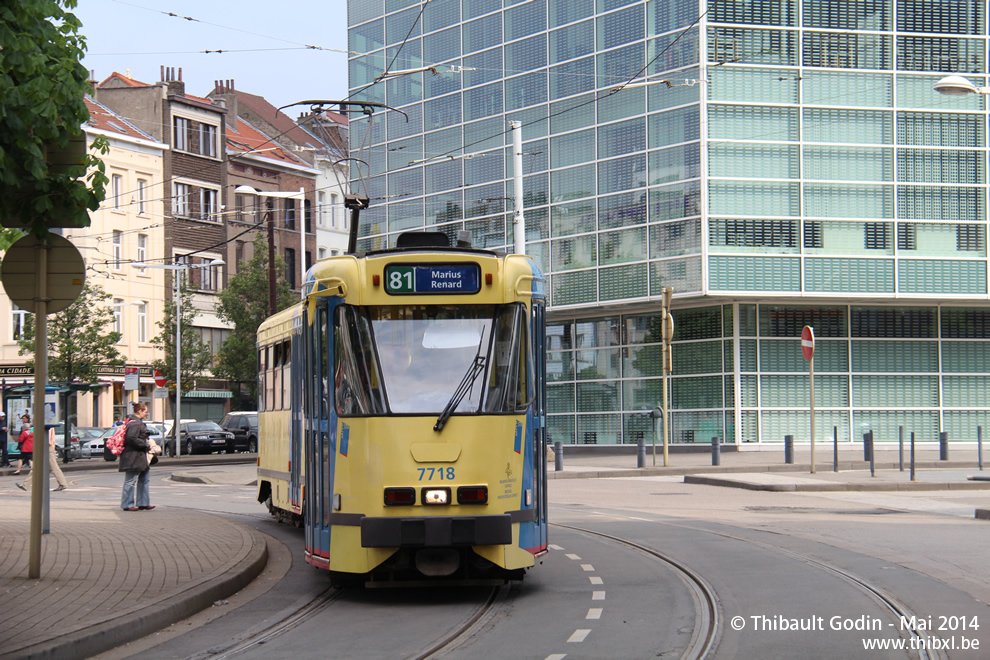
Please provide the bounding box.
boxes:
[174,115,219,158]
[112,174,123,209]
[11,304,27,340]
[174,117,189,151]
[136,234,147,271]
[201,123,217,158]
[318,192,327,227]
[318,247,327,259]
[112,230,122,270]
[112,298,123,338]
[201,188,219,222]
[201,259,221,291]
[137,302,147,343]
[137,178,147,214]
[174,183,191,217]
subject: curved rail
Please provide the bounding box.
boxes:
[554,522,720,660]
[411,585,507,660]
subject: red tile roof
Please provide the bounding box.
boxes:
[84,96,158,142]
[226,117,308,166]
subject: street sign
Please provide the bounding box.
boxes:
[1,234,85,313]
[154,387,169,399]
[124,367,139,391]
[154,370,167,388]
[801,326,815,361]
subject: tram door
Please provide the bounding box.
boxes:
[532,302,548,547]
[290,329,303,511]
[305,303,334,559]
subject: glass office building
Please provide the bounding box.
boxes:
[347,0,990,446]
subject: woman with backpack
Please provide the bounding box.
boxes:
[119,401,155,511]
[13,414,33,475]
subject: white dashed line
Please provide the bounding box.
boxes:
[567,629,591,643]
[549,544,564,550]
[580,564,594,572]
[629,516,651,521]
[592,590,605,600]
[545,654,566,660]
[586,608,603,620]
[566,553,581,560]
[589,576,603,585]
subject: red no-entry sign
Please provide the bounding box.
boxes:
[154,370,167,388]
[801,326,815,361]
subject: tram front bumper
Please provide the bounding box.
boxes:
[360,514,512,548]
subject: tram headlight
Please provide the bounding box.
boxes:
[421,487,450,505]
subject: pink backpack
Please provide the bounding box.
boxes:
[106,421,129,456]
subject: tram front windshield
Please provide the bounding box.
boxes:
[333,304,529,416]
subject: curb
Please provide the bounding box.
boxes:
[683,474,990,492]
[6,522,268,660]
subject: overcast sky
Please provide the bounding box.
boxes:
[74,0,350,111]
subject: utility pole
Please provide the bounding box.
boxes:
[660,287,674,467]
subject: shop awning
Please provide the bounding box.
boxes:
[183,390,233,399]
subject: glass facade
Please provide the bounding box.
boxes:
[349,0,990,444]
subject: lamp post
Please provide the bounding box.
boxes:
[234,185,307,310]
[138,259,223,456]
[934,75,990,96]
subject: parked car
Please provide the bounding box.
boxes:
[219,412,258,453]
[166,421,234,455]
[51,423,82,461]
[79,427,110,458]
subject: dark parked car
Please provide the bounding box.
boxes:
[167,421,235,455]
[219,412,258,453]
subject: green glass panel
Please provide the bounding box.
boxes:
[600,192,647,230]
[709,256,800,292]
[854,410,938,443]
[723,305,734,337]
[739,374,758,406]
[805,258,894,293]
[943,411,990,442]
[898,111,985,147]
[548,383,575,413]
[804,146,893,182]
[942,309,990,339]
[802,71,892,106]
[710,181,800,217]
[550,164,596,203]
[650,219,702,258]
[852,375,938,407]
[551,200,596,236]
[710,0,796,26]
[760,374,848,407]
[550,94,595,134]
[625,314,662,345]
[547,414,575,444]
[599,227,647,266]
[671,375,722,409]
[552,234,596,271]
[551,129,596,169]
[671,341,722,375]
[600,263,648,300]
[709,105,798,141]
[804,108,892,144]
[547,320,573,350]
[651,256,703,294]
[897,39,984,76]
[897,185,985,222]
[805,184,893,218]
[675,307,722,340]
[645,69,701,111]
[738,410,759,444]
[648,107,701,148]
[739,305,757,336]
[576,413,621,445]
[762,410,850,443]
[623,412,655,445]
[760,339,848,372]
[898,260,987,295]
[709,143,798,178]
[649,144,701,186]
[851,340,937,372]
[622,378,662,410]
[649,181,700,222]
[851,307,936,338]
[547,351,574,382]
[598,155,647,195]
[709,66,800,101]
[708,219,800,254]
[577,382,619,412]
[896,148,984,185]
[575,348,621,380]
[942,342,990,373]
[943,376,990,407]
[739,339,758,372]
[759,305,850,339]
[802,32,891,69]
[574,318,621,347]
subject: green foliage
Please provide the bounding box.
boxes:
[214,233,294,399]
[151,283,214,393]
[17,282,124,382]
[0,0,107,236]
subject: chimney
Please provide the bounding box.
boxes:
[161,66,185,96]
[211,79,238,129]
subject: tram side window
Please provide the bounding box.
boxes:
[484,304,530,413]
[258,345,267,412]
[333,306,386,415]
[318,308,330,420]
[270,342,281,411]
[281,339,291,409]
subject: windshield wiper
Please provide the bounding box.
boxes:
[434,331,486,432]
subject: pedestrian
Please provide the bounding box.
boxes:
[13,414,32,475]
[0,411,9,467]
[119,401,155,511]
[17,426,68,492]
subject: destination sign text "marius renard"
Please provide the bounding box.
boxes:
[384,264,481,295]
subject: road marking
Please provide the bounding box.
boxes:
[629,516,651,521]
[545,655,566,660]
[567,629,591,643]
[586,608,602,620]
[589,576,603,585]
[592,591,605,600]
[549,544,564,550]
[580,564,594,571]
[566,553,581,560]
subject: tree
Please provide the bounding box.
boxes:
[0,0,108,236]
[17,282,125,382]
[214,233,294,405]
[151,283,214,394]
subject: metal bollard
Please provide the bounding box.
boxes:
[833,426,838,473]
[979,426,984,471]
[863,431,873,462]
[554,441,563,472]
[939,431,949,461]
[910,432,916,481]
[899,426,904,472]
[869,431,875,477]
[711,436,720,466]
[784,435,794,464]
[637,435,646,468]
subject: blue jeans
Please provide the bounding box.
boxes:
[121,469,150,509]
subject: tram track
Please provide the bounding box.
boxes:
[411,585,508,659]
[553,522,720,660]
[556,512,947,660]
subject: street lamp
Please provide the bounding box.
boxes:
[138,259,223,456]
[234,185,307,311]
[934,75,990,96]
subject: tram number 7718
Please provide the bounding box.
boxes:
[418,467,456,481]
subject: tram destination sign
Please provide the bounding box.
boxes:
[385,263,481,295]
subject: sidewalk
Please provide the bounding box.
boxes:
[2,445,988,659]
[0,498,267,660]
